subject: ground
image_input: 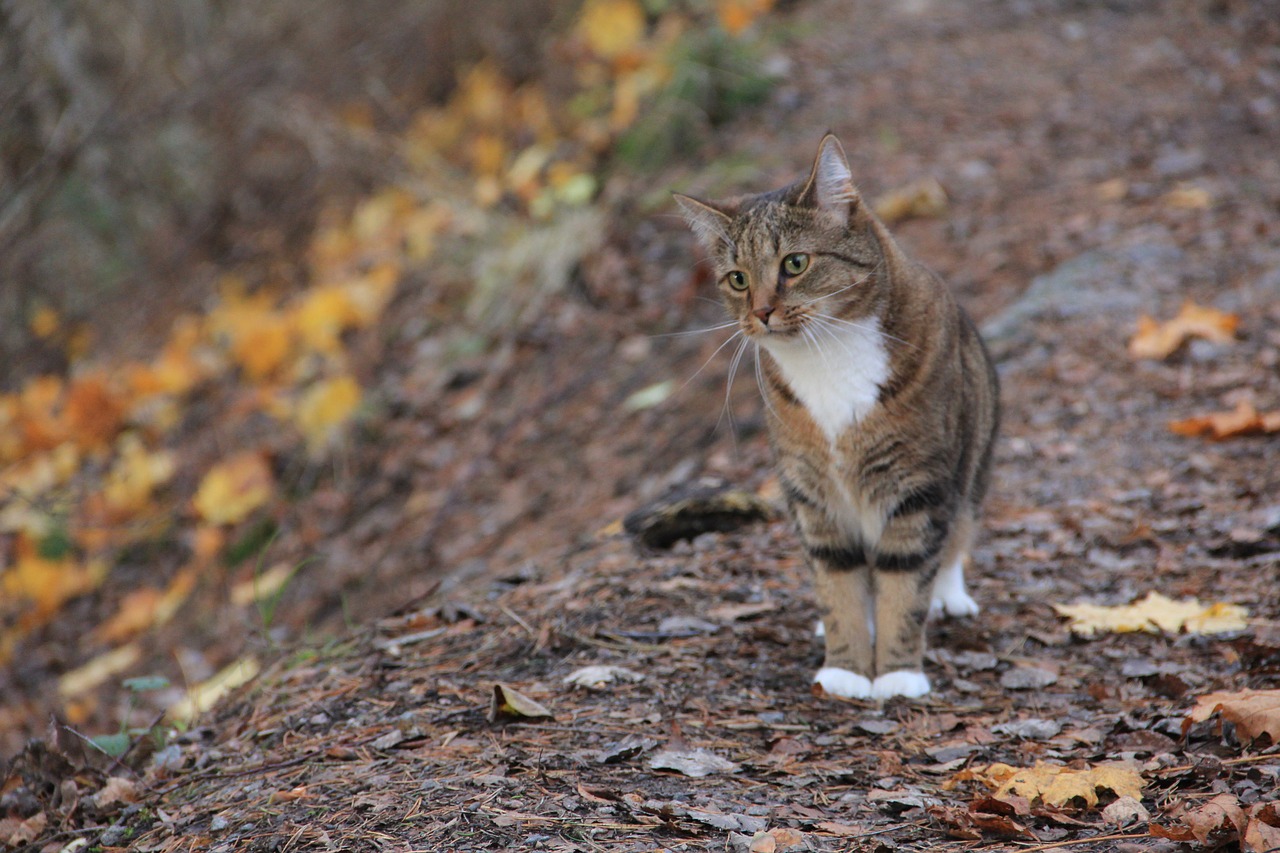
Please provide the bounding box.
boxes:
[4,0,1280,850]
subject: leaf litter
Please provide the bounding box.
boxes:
[5,0,1280,851]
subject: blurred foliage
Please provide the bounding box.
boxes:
[0,0,573,379]
[0,0,783,739]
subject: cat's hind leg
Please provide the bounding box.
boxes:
[929,509,979,618]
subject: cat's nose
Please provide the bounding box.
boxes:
[752,305,775,324]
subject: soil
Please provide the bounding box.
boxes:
[5,0,1280,850]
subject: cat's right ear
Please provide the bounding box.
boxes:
[673,193,734,251]
[803,134,860,220]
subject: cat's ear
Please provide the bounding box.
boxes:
[803,134,860,218]
[674,193,734,250]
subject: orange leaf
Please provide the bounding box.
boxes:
[192,452,275,525]
[1128,300,1239,360]
[294,375,362,453]
[1169,400,1280,441]
[717,0,775,36]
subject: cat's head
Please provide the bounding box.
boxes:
[675,134,886,342]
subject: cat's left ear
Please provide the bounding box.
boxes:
[802,134,860,219]
[673,193,735,250]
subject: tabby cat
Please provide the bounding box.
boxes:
[675,134,999,699]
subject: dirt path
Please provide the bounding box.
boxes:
[5,1,1280,850]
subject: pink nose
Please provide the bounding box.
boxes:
[752,305,774,323]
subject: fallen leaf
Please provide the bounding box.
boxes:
[1101,796,1150,827]
[814,820,866,837]
[873,176,948,224]
[94,776,141,809]
[57,643,142,699]
[716,0,775,36]
[648,746,740,777]
[1244,801,1280,853]
[294,375,362,453]
[1184,688,1280,744]
[167,655,261,722]
[1162,182,1213,209]
[951,761,1144,809]
[1169,400,1280,441]
[1153,793,1247,844]
[192,451,275,525]
[578,0,646,61]
[1128,299,1238,359]
[563,664,645,688]
[488,683,555,723]
[1053,590,1248,636]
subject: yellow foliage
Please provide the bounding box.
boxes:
[953,761,1145,809]
[96,568,196,644]
[295,375,362,452]
[193,451,275,525]
[1054,591,1248,637]
[578,0,647,60]
[295,285,361,355]
[101,434,175,520]
[2,533,108,621]
[29,306,61,339]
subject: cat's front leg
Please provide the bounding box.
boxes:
[809,547,875,699]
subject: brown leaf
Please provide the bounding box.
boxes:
[1185,688,1280,744]
[1245,802,1280,853]
[94,776,140,809]
[814,820,866,837]
[488,683,554,723]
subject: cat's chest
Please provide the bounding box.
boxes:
[761,319,891,443]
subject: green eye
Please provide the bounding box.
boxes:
[726,270,748,291]
[782,253,810,276]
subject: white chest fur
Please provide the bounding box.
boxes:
[760,317,890,442]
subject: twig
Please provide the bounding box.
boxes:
[1011,832,1149,852]
[499,604,537,640]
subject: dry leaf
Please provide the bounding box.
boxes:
[489,683,555,723]
[57,643,143,699]
[1128,299,1238,359]
[192,451,274,525]
[951,761,1144,809]
[294,375,362,452]
[1184,688,1280,744]
[563,665,645,688]
[168,655,261,722]
[94,776,141,809]
[1169,400,1280,441]
[1053,591,1248,637]
[873,177,948,224]
[716,0,775,35]
[648,746,740,777]
[578,0,646,60]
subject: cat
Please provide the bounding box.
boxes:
[675,134,999,700]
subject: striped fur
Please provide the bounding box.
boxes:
[676,135,999,700]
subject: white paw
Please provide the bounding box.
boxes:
[931,558,980,618]
[813,667,872,699]
[814,619,825,638]
[871,670,931,699]
[930,589,980,618]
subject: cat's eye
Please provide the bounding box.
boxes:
[781,253,810,276]
[726,270,748,291]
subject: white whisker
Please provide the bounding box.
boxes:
[716,335,751,436]
[753,344,779,423]
[678,328,744,395]
[650,319,740,339]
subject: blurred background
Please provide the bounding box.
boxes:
[2,0,1278,763]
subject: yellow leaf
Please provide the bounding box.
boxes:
[2,538,109,623]
[192,452,274,525]
[1053,591,1248,637]
[345,262,400,325]
[294,376,362,452]
[578,0,646,60]
[29,306,61,339]
[1128,300,1238,360]
[1163,182,1213,209]
[294,285,361,355]
[230,561,298,607]
[454,62,511,127]
[956,761,1144,809]
[101,434,175,520]
[873,177,949,224]
[167,655,260,722]
[57,643,142,699]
